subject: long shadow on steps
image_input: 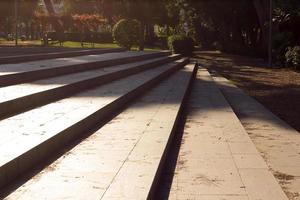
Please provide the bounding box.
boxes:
[0,68,292,199]
[0,52,170,88]
[0,106,124,198]
[148,69,296,199]
[0,55,180,120]
[0,61,189,197]
[150,99,188,199]
[0,48,126,65]
[0,47,89,56]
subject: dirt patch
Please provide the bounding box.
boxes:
[274,171,295,182]
[194,51,300,132]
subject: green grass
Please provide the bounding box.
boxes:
[49,41,120,49]
[0,39,165,51]
[51,41,164,51]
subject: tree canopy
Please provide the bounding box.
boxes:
[0,0,299,59]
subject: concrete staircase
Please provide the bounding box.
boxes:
[0,48,125,64]
[0,50,293,200]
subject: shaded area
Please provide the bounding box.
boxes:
[194,51,300,132]
[0,47,92,56]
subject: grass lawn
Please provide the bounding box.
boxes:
[49,41,119,49]
[0,39,42,46]
[50,41,164,51]
[0,39,165,52]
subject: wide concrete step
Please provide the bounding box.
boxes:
[3,63,196,200]
[0,54,181,119]
[158,67,288,200]
[0,48,125,64]
[210,70,300,199]
[0,51,170,87]
[0,58,189,190]
[0,47,108,56]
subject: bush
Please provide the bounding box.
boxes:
[273,32,294,64]
[168,34,194,56]
[157,36,168,49]
[285,46,300,70]
[7,34,14,41]
[113,19,141,50]
[212,41,223,51]
[20,35,26,41]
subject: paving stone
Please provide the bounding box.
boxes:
[228,142,260,154]
[239,169,288,200]
[232,154,268,169]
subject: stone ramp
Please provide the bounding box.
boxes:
[0,48,125,64]
[210,71,300,199]
[0,57,188,189]
[0,54,180,119]
[4,64,196,200]
[160,68,288,200]
[0,51,169,87]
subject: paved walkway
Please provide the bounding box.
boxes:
[211,71,300,200]
[167,68,288,200]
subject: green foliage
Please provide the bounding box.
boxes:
[113,19,141,50]
[285,46,300,70]
[273,32,294,64]
[168,34,194,56]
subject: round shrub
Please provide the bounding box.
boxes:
[168,35,194,56]
[285,46,300,70]
[113,19,141,50]
[273,32,294,64]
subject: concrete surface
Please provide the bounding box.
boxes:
[167,68,288,200]
[0,59,186,189]
[211,71,300,200]
[4,64,195,200]
[0,51,153,76]
[0,55,179,104]
[0,55,180,118]
[0,48,125,64]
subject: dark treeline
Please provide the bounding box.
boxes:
[0,0,299,61]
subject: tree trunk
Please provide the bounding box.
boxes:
[139,21,145,51]
[253,0,269,54]
[25,21,29,40]
[43,0,64,39]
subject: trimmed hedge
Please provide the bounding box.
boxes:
[113,19,141,50]
[168,35,194,56]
